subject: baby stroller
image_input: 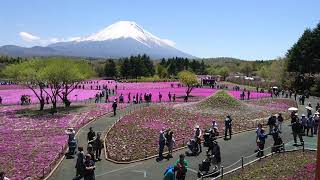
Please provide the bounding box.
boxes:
[198,154,220,178]
[185,138,199,156]
[272,136,284,152]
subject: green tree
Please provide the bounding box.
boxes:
[156,64,168,78]
[218,67,230,80]
[240,63,253,76]
[120,58,130,78]
[258,66,269,80]
[104,59,117,77]
[286,23,320,92]
[3,59,47,110]
[178,70,198,97]
[41,58,95,111]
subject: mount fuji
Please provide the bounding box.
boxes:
[0,21,194,59]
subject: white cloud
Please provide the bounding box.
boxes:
[67,37,81,41]
[19,32,81,45]
[19,32,40,42]
[162,39,176,47]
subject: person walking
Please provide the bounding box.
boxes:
[94,133,103,161]
[194,125,202,153]
[105,92,109,103]
[307,103,313,117]
[87,127,95,147]
[157,129,166,161]
[112,100,117,116]
[75,147,85,179]
[247,90,250,100]
[87,144,96,162]
[267,115,276,134]
[255,123,263,152]
[209,141,221,171]
[306,116,315,137]
[224,115,232,140]
[84,154,96,180]
[257,129,267,157]
[292,113,304,146]
[174,154,188,180]
[314,112,320,135]
[165,129,175,159]
[301,114,307,135]
[277,113,284,131]
[168,92,172,102]
[173,94,176,102]
[159,92,162,103]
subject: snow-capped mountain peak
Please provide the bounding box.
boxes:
[77,21,173,47]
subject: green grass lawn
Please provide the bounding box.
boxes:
[224,150,316,180]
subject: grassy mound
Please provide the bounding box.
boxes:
[198,90,241,109]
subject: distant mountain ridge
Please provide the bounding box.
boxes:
[0,21,194,59]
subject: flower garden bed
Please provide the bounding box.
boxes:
[223,150,316,180]
[105,91,297,162]
[0,102,125,179]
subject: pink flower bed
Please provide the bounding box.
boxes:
[0,89,101,105]
[0,102,127,179]
[0,80,271,105]
[106,105,214,161]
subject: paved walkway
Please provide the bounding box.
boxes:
[49,97,318,180]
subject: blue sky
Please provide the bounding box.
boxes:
[0,0,319,60]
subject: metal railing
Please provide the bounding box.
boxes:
[198,141,309,180]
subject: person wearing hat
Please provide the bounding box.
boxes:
[194,125,202,153]
[112,100,117,116]
[314,112,320,135]
[84,154,96,180]
[224,115,232,140]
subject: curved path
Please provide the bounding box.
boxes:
[49,97,318,180]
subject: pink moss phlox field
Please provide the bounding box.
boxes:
[0,80,271,105]
[0,102,126,179]
[106,105,216,162]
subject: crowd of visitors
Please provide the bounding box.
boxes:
[72,127,103,180]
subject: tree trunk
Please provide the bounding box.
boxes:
[39,98,45,111]
[51,98,57,114]
[63,96,71,107]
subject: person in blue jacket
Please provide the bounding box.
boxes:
[163,166,175,180]
[257,129,267,157]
